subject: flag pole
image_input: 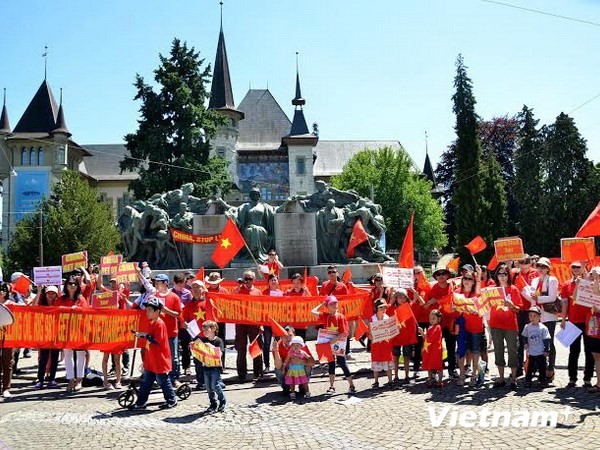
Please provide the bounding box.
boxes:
[241,240,263,274]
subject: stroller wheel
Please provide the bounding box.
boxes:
[118,390,136,408]
[176,383,192,400]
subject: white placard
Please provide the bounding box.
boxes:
[370,316,400,343]
[382,266,414,289]
[186,319,201,339]
[269,290,283,297]
[33,266,63,286]
[574,279,600,309]
[556,321,583,348]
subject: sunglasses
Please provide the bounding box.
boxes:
[67,282,77,286]
[536,264,548,269]
[244,277,254,282]
[268,253,276,256]
[327,271,337,274]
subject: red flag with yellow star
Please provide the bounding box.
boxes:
[211,218,246,268]
[394,302,418,346]
[347,218,369,258]
[422,324,443,370]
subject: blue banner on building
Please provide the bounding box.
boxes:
[14,170,50,220]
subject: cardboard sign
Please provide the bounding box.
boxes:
[316,328,347,356]
[190,340,222,367]
[91,290,119,309]
[382,266,414,289]
[476,287,506,314]
[452,293,478,314]
[33,266,63,286]
[494,237,524,262]
[369,316,400,343]
[561,237,595,262]
[115,262,138,283]
[100,254,123,275]
[61,251,88,273]
[574,279,600,309]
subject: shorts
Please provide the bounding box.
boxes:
[371,361,394,372]
[466,332,481,353]
[392,346,413,358]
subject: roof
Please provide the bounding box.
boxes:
[423,152,436,185]
[53,104,71,136]
[0,103,10,135]
[313,140,413,177]
[13,80,59,134]
[82,144,139,181]
[208,26,239,112]
[236,89,291,152]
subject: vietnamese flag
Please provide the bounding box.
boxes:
[488,254,499,271]
[268,316,288,338]
[421,325,443,370]
[315,342,335,363]
[446,256,460,273]
[354,318,368,341]
[465,236,486,255]
[341,267,352,283]
[347,218,369,258]
[211,218,246,268]
[11,275,33,296]
[513,274,527,291]
[576,201,600,237]
[248,335,262,359]
[395,302,418,346]
[194,267,205,281]
[398,212,414,268]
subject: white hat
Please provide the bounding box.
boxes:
[46,286,59,294]
[290,336,304,346]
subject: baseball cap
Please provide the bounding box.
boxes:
[153,273,169,282]
[527,306,542,315]
[325,295,339,305]
[461,264,474,272]
[290,336,305,346]
[46,286,59,294]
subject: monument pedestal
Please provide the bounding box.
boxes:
[274,212,318,266]
[193,214,228,269]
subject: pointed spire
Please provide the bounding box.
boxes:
[422,132,436,185]
[288,52,309,136]
[292,52,305,106]
[53,88,71,137]
[0,88,11,135]
[13,80,58,134]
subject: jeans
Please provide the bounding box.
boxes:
[526,354,547,383]
[568,322,595,382]
[0,347,13,391]
[262,327,272,369]
[136,370,176,406]
[179,329,192,370]
[543,320,556,370]
[168,336,180,382]
[193,358,204,386]
[442,328,457,375]
[204,367,226,407]
[328,356,352,377]
[37,349,60,383]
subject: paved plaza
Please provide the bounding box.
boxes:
[0,337,598,449]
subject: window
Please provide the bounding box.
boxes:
[217,147,226,158]
[21,148,28,165]
[29,148,36,165]
[37,148,44,165]
[296,157,306,175]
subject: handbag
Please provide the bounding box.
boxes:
[538,277,562,314]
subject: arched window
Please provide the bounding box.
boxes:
[29,147,36,165]
[21,147,28,165]
[37,148,44,165]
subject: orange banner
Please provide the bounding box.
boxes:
[61,251,88,273]
[1,306,148,351]
[549,258,572,285]
[116,262,138,283]
[91,290,119,309]
[100,254,123,275]
[206,292,369,326]
[217,276,319,296]
[561,237,595,262]
[170,229,220,244]
[494,237,524,262]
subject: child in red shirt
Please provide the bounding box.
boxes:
[369,299,394,388]
[130,298,176,410]
[421,310,444,387]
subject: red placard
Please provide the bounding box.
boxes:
[100,254,123,275]
[91,290,119,309]
[62,251,88,273]
[561,237,595,262]
[494,237,524,262]
[116,262,138,283]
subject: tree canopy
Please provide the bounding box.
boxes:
[120,38,230,200]
[331,146,447,255]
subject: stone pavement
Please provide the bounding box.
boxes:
[0,335,598,450]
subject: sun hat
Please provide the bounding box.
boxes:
[46,286,59,294]
[205,272,224,285]
[536,257,551,269]
[290,336,305,346]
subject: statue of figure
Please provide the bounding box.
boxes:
[118,205,143,257]
[217,187,275,262]
[291,181,360,213]
[170,202,194,268]
[346,198,386,238]
[316,199,347,263]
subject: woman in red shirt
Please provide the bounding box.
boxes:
[489,264,522,390]
[457,270,483,387]
[55,276,89,393]
[33,286,61,389]
[262,275,283,372]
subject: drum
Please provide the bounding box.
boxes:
[0,303,15,327]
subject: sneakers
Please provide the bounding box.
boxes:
[2,389,12,398]
[34,381,43,389]
[114,382,122,390]
[158,401,177,409]
[217,401,227,412]
[567,381,577,388]
[304,392,311,399]
[289,392,296,400]
[104,382,115,391]
[325,386,335,395]
[205,404,217,414]
[129,403,147,410]
[47,381,59,389]
[371,381,380,389]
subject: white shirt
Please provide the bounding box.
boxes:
[523,275,559,323]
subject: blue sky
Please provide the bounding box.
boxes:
[1,0,600,170]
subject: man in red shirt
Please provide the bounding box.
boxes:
[319,265,349,296]
[152,273,183,387]
[561,261,594,387]
[131,297,176,410]
[233,270,263,382]
[409,265,431,376]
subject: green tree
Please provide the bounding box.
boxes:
[331,147,447,255]
[479,149,508,261]
[6,171,121,273]
[434,143,457,249]
[451,55,487,260]
[120,38,230,200]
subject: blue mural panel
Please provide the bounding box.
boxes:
[238,161,289,201]
[14,170,50,220]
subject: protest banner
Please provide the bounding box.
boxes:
[218,276,320,296]
[452,293,478,314]
[2,306,147,351]
[116,262,138,283]
[90,290,119,309]
[574,279,600,309]
[382,266,414,289]
[206,292,369,327]
[33,265,63,286]
[476,287,506,314]
[190,340,222,367]
[369,316,399,343]
[549,258,572,285]
[99,254,123,276]
[170,228,220,244]
[494,237,524,262]
[316,329,347,356]
[561,237,595,262]
[61,251,88,273]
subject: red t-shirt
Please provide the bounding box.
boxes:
[182,297,207,324]
[489,285,522,330]
[54,294,88,308]
[264,261,281,277]
[482,279,496,288]
[234,285,262,296]
[262,288,283,296]
[319,280,349,296]
[156,291,182,338]
[456,288,483,333]
[515,268,539,309]
[409,288,431,324]
[145,318,172,374]
[369,314,394,362]
[284,288,308,297]
[207,286,229,294]
[319,312,348,335]
[277,340,312,362]
[364,286,388,318]
[561,279,589,324]
[425,283,456,330]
